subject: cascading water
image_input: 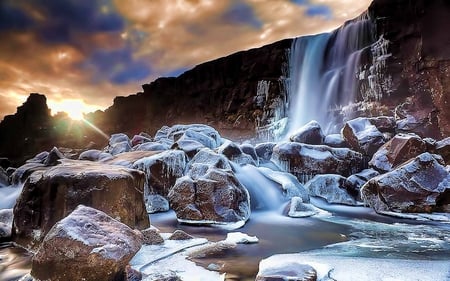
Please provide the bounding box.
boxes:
[286,14,376,136]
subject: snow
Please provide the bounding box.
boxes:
[225,232,258,244]
[130,237,224,281]
[259,254,450,281]
[300,146,332,160]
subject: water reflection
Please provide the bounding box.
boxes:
[0,243,31,281]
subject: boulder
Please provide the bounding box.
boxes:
[26,151,49,164]
[435,137,450,165]
[141,227,164,245]
[135,142,170,152]
[346,169,380,200]
[367,116,396,133]
[271,142,364,182]
[154,124,223,149]
[44,147,65,166]
[132,150,187,198]
[131,134,152,147]
[218,140,256,166]
[106,133,132,156]
[145,194,170,213]
[342,117,386,156]
[324,133,347,148]
[12,160,149,250]
[361,153,450,213]
[305,174,358,205]
[255,142,276,161]
[31,205,142,281]
[168,230,194,240]
[79,149,113,161]
[240,143,259,162]
[288,197,319,218]
[289,120,325,145]
[171,137,206,158]
[369,133,427,173]
[168,167,250,227]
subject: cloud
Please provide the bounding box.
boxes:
[0,0,372,120]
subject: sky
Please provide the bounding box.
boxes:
[0,0,371,120]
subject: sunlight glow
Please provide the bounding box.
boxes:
[48,99,98,120]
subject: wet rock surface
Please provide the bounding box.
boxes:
[12,160,149,249]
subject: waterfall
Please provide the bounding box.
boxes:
[286,15,376,136]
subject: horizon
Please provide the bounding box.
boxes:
[0,0,371,121]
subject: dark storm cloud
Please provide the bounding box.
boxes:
[221,2,262,29]
[81,47,152,84]
[0,1,34,31]
[34,0,125,44]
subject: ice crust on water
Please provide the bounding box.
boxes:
[130,237,224,281]
[259,254,450,281]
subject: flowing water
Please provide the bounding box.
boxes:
[287,15,374,135]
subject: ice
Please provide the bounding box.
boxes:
[259,254,450,281]
[225,232,258,244]
[130,237,224,281]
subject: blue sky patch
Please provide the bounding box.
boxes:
[221,2,262,29]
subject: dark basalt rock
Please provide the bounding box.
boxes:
[361,152,450,213]
[12,160,149,250]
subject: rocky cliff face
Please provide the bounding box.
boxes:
[363,0,450,138]
[92,38,292,140]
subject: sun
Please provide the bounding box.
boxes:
[49,99,96,121]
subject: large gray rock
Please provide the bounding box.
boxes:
[369,133,427,173]
[31,205,143,281]
[361,153,450,213]
[168,167,250,227]
[12,160,149,250]
[132,150,187,198]
[289,120,325,145]
[305,174,357,206]
[271,142,364,182]
[256,260,317,281]
[342,117,386,156]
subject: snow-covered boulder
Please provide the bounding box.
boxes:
[342,117,386,156]
[132,150,187,199]
[154,124,223,149]
[168,167,250,228]
[44,147,65,166]
[367,116,396,133]
[218,140,256,166]
[134,141,170,152]
[255,142,276,161]
[288,197,319,218]
[131,133,152,147]
[171,136,206,158]
[31,205,142,281]
[79,149,112,161]
[12,160,149,250]
[289,120,324,145]
[369,133,426,173]
[186,148,232,179]
[240,143,259,163]
[361,152,450,213]
[26,151,49,164]
[271,142,364,182]
[106,133,132,156]
[305,174,358,206]
[324,133,347,148]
